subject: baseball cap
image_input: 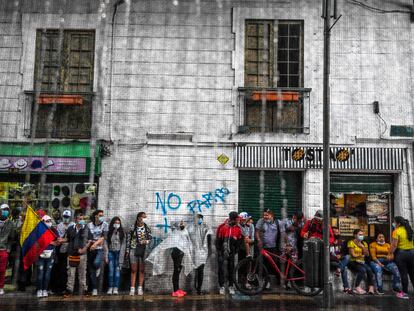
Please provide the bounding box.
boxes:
[239,212,251,220]
[42,215,52,222]
[314,210,323,220]
[62,210,72,217]
[0,204,9,210]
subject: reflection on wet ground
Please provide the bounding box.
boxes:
[0,293,413,311]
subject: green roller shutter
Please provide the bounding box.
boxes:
[330,174,393,193]
[238,170,302,221]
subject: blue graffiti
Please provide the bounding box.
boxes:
[155,217,171,234]
[187,188,230,214]
[156,191,182,215]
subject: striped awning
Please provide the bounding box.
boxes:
[234,146,405,171]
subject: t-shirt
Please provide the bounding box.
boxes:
[256,218,280,249]
[87,221,109,250]
[347,240,368,263]
[369,242,391,260]
[392,226,414,250]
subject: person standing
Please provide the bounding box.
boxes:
[390,216,414,299]
[280,211,304,261]
[300,210,334,244]
[238,212,255,260]
[87,210,108,296]
[0,204,15,295]
[126,212,151,296]
[187,213,212,295]
[216,211,243,295]
[105,216,126,295]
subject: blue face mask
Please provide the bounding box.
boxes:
[198,219,203,225]
[1,210,9,218]
[98,216,105,223]
[78,220,86,226]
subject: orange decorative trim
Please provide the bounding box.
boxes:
[37,95,83,105]
[251,91,299,102]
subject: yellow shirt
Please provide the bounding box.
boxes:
[369,242,391,261]
[392,226,414,250]
[347,240,368,263]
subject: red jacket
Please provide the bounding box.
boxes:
[215,220,243,253]
[300,219,334,244]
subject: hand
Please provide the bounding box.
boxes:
[105,258,108,264]
[377,261,384,268]
[90,244,96,251]
[304,232,309,239]
[257,240,263,249]
[78,248,85,255]
[387,254,393,261]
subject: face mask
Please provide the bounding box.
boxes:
[98,216,105,223]
[114,224,120,229]
[78,220,86,226]
[377,241,385,245]
[63,217,70,224]
[357,235,364,241]
[198,219,203,225]
[45,222,52,228]
[1,210,9,218]
[180,225,185,230]
[392,223,396,229]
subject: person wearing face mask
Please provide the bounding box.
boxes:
[35,215,58,298]
[105,216,126,295]
[50,210,74,295]
[87,209,109,296]
[369,232,401,295]
[0,204,15,295]
[63,213,92,297]
[347,229,375,295]
[187,213,212,295]
[146,219,194,297]
[126,212,152,296]
[280,211,304,261]
[300,210,334,244]
[390,216,414,299]
[329,227,351,294]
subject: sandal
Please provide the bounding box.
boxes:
[354,287,366,295]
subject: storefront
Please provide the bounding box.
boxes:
[0,142,101,220]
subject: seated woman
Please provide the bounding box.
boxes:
[347,229,375,295]
[369,232,401,294]
[329,227,351,294]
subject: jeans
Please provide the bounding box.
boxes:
[0,250,9,289]
[36,257,54,291]
[171,248,184,292]
[108,251,120,289]
[88,249,103,291]
[217,252,235,287]
[394,249,414,293]
[348,261,374,287]
[370,258,401,291]
[331,255,350,289]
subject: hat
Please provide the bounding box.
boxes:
[53,185,61,196]
[75,183,85,194]
[42,215,52,222]
[61,185,71,197]
[229,211,239,221]
[239,212,251,220]
[71,194,81,208]
[79,197,89,210]
[51,198,60,209]
[196,213,204,219]
[30,159,42,169]
[62,210,71,217]
[36,209,46,218]
[52,209,61,221]
[61,196,71,208]
[0,204,9,210]
[314,210,324,220]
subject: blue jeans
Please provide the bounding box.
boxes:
[88,249,103,290]
[107,251,120,288]
[370,258,401,291]
[36,257,54,290]
[331,255,350,289]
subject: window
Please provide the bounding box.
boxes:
[32,30,95,139]
[242,20,305,133]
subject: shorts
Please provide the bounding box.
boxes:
[129,251,145,264]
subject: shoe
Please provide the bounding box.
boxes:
[129,287,135,296]
[37,290,43,298]
[228,286,235,295]
[197,290,206,295]
[377,288,384,295]
[63,290,72,298]
[265,282,271,290]
[107,287,113,295]
[172,290,184,297]
[113,288,119,295]
[96,268,101,277]
[343,288,353,295]
[137,286,143,296]
[0,288,4,295]
[354,287,366,295]
[393,288,402,293]
[177,289,186,296]
[334,270,341,277]
[245,283,252,290]
[396,292,409,299]
[42,290,48,297]
[219,287,225,295]
[92,289,98,296]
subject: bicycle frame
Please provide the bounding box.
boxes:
[260,249,305,282]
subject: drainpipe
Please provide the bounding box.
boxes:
[406,146,414,224]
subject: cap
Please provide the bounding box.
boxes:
[42,215,52,222]
[196,213,204,219]
[239,212,251,220]
[0,203,9,210]
[62,210,71,217]
[228,211,239,221]
[314,210,323,219]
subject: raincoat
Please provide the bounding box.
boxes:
[187,216,213,268]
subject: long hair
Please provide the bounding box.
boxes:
[108,216,124,247]
[395,216,413,241]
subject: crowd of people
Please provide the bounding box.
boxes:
[0,203,413,299]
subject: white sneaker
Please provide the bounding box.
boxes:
[37,290,43,298]
[42,290,48,297]
[96,268,101,277]
[129,287,135,296]
[0,288,4,295]
[219,287,225,295]
[107,287,113,295]
[137,286,143,296]
[92,289,98,296]
[113,288,119,295]
[229,286,235,295]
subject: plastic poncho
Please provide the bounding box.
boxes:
[187,217,213,268]
[146,225,194,276]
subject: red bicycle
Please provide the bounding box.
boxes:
[233,247,323,296]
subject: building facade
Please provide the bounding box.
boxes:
[1,0,414,292]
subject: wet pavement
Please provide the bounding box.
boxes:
[0,292,413,311]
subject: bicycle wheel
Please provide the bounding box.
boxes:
[289,260,323,296]
[234,257,268,295]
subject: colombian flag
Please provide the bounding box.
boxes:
[20,205,56,270]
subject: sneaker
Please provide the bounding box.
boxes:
[172,290,184,297]
[265,282,271,290]
[137,286,143,296]
[343,288,353,295]
[42,290,48,297]
[37,290,43,298]
[0,288,4,295]
[129,287,135,296]
[396,292,409,299]
[107,287,113,295]
[219,287,225,295]
[113,288,119,295]
[177,289,186,296]
[377,288,384,295]
[393,287,402,293]
[92,289,98,296]
[228,286,235,295]
[96,268,101,277]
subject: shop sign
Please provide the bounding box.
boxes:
[338,216,368,237]
[366,194,389,224]
[0,157,86,173]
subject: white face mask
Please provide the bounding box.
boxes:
[45,222,52,228]
[113,224,120,229]
[377,241,385,245]
[357,235,364,241]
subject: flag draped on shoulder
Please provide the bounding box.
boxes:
[20,205,56,270]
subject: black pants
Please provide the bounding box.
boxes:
[217,252,235,287]
[348,261,374,287]
[171,248,184,292]
[395,249,414,293]
[194,264,205,293]
[50,251,68,294]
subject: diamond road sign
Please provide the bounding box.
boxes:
[217,153,229,165]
